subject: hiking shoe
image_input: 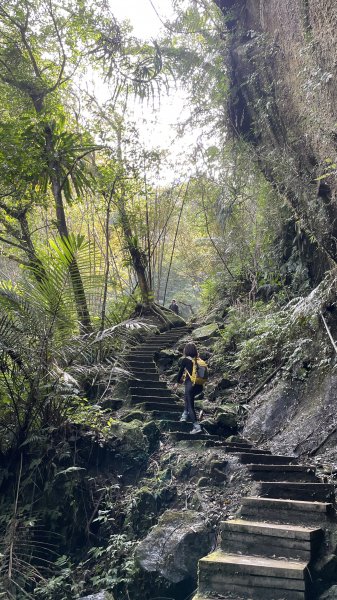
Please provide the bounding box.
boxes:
[180,412,188,422]
[190,423,202,434]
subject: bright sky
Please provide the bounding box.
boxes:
[108,0,194,182]
[111,0,174,39]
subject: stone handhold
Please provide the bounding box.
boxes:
[135,509,215,583]
[191,323,220,341]
[80,593,114,600]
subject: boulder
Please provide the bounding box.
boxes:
[125,487,158,537]
[191,323,220,342]
[135,509,215,583]
[314,554,337,582]
[142,421,160,453]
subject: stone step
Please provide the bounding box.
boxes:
[198,551,308,599]
[157,420,192,432]
[130,395,178,406]
[238,453,295,465]
[150,410,182,420]
[255,481,335,502]
[127,360,156,368]
[246,464,319,483]
[220,519,323,561]
[130,387,171,398]
[129,380,167,389]
[241,497,335,526]
[140,401,182,412]
[167,431,222,442]
[203,444,271,454]
[128,371,159,381]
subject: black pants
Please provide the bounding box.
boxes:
[184,379,203,423]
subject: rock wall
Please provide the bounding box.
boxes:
[216,0,337,269]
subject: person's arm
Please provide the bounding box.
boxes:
[177,358,193,383]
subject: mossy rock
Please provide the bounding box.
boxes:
[107,421,149,481]
[135,509,215,583]
[121,410,146,423]
[191,323,220,341]
[142,421,161,453]
[125,487,158,537]
[216,412,238,429]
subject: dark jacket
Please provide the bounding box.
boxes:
[177,357,195,383]
[169,302,179,315]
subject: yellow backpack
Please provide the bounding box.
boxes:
[185,356,208,386]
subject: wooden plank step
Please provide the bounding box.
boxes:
[238,453,295,465]
[255,481,335,502]
[246,464,318,483]
[220,519,323,560]
[241,497,335,525]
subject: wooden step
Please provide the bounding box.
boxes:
[238,453,295,465]
[246,464,318,482]
[241,497,335,525]
[198,551,308,599]
[221,519,323,561]
[255,481,335,502]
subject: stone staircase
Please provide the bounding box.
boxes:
[125,326,226,440]
[194,445,336,600]
[125,326,336,599]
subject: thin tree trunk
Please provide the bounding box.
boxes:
[163,181,189,306]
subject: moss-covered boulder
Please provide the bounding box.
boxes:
[125,487,158,537]
[135,509,215,583]
[142,421,160,453]
[107,421,149,481]
[191,323,220,341]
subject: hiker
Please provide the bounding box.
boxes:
[169,299,179,315]
[176,342,206,434]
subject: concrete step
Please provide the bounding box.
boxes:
[238,453,296,465]
[221,519,323,561]
[127,360,156,369]
[198,551,308,599]
[246,464,319,483]
[130,395,178,406]
[130,387,171,398]
[241,497,335,525]
[255,481,335,502]
[203,444,271,454]
[129,380,167,389]
[128,371,159,381]
[150,410,182,420]
[167,431,222,442]
[157,420,192,432]
[140,401,182,412]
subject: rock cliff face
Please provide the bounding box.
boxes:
[216,0,337,270]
